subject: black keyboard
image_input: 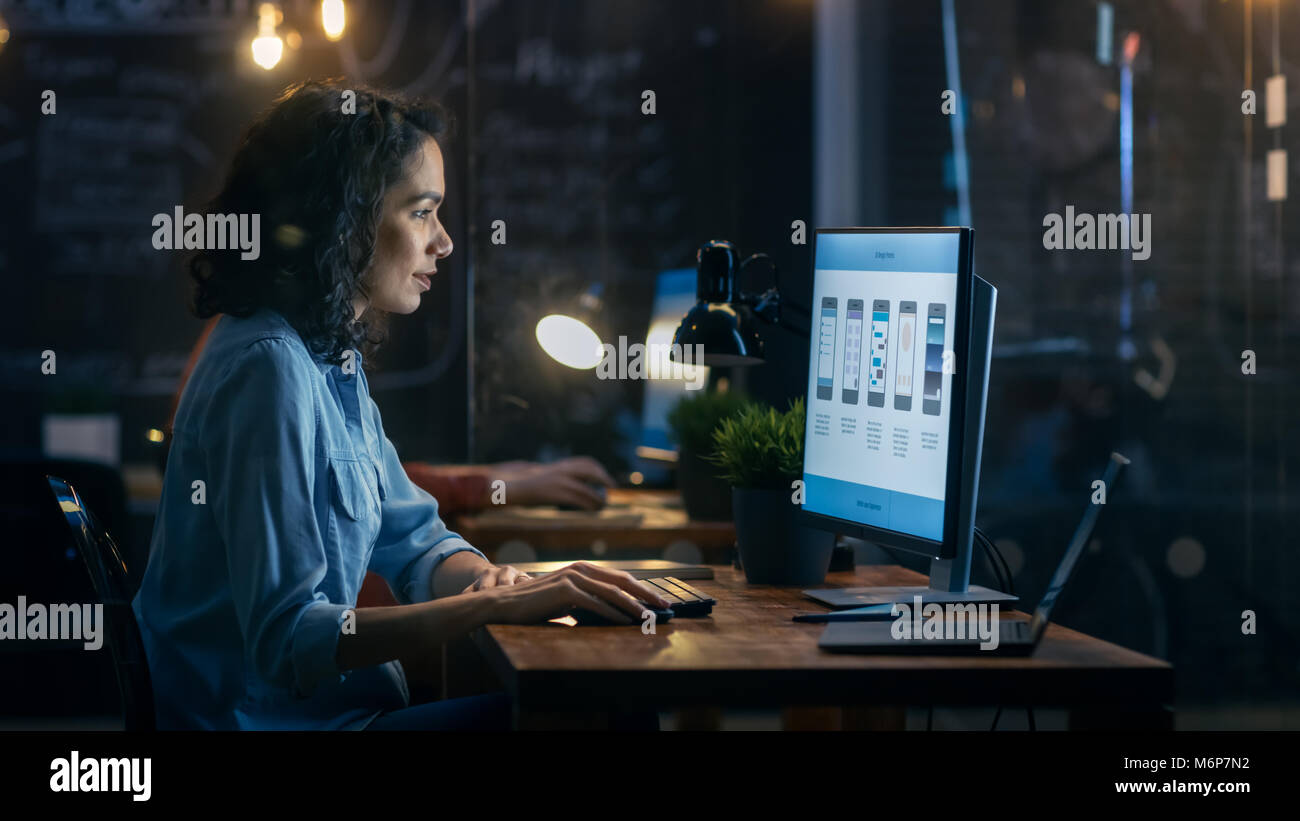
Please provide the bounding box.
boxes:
[568,577,718,626]
[640,577,716,617]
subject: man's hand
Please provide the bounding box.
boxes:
[493,456,616,510]
[462,564,532,593]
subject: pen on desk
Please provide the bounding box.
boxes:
[792,604,898,623]
[792,612,835,623]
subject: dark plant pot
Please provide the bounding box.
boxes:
[732,487,834,585]
[676,448,733,521]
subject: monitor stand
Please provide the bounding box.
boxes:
[802,558,1016,609]
[803,274,1018,611]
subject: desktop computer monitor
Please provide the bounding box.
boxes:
[800,227,1012,606]
[635,268,711,483]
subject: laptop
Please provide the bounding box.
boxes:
[819,451,1128,655]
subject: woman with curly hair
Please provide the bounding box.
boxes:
[131,79,670,730]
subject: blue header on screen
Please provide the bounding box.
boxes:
[815,231,961,274]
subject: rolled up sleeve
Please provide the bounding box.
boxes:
[203,337,348,698]
[365,397,485,605]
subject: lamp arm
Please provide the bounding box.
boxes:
[739,251,811,317]
[736,288,810,338]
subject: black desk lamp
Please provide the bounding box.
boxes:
[670,239,809,366]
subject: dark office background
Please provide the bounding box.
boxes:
[1,0,1296,727]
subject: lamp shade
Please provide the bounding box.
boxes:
[672,300,764,366]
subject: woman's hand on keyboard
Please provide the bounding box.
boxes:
[479,561,673,625]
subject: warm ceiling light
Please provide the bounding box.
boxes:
[322,0,346,41]
[251,3,284,70]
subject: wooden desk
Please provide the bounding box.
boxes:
[469,564,1174,730]
[452,489,736,563]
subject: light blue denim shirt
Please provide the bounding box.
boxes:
[132,308,483,730]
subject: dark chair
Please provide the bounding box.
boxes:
[46,475,155,732]
[2,457,134,598]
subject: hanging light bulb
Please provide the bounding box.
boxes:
[251,3,284,70]
[321,0,346,41]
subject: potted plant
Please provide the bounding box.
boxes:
[666,390,748,520]
[708,397,835,585]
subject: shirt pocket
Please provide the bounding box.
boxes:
[325,454,384,597]
[328,455,379,521]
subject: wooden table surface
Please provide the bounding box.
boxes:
[470,564,1174,724]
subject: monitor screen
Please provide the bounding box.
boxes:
[637,268,710,481]
[802,230,962,543]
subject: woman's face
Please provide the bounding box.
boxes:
[357,135,452,317]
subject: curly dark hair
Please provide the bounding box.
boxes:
[190,79,455,364]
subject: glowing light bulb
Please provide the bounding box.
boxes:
[251,4,284,70]
[536,315,603,370]
[252,36,283,69]
[322,0,346,41]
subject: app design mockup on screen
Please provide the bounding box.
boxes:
[816,297,838,400]
[842,299,863,404]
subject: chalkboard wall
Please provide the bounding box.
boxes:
[467,1,812,467]
[0,0,812,472]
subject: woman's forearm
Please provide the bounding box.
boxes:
[334,593,495,672]
[431,549,495,598]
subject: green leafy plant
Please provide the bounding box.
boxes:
[707,397,805,490]
[665,390,749,456]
